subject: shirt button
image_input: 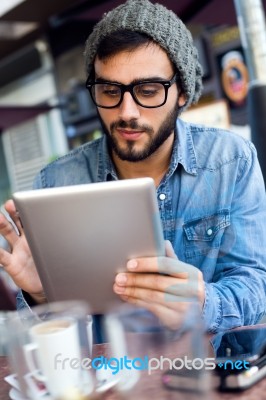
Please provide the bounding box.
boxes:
[207,228,213,236]
[159,193,166,201]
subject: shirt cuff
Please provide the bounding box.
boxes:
[201,282,222,333]
[16,289,38,311]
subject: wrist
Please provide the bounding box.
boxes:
[22,290,47,306]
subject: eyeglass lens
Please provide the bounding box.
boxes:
[92,82,167,108]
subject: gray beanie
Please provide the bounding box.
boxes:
[84,0,203,110]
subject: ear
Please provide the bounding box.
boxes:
[178,93,186,107]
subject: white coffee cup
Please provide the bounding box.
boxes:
[24,317,93,399]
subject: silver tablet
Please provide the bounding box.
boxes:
[13,178,165,313]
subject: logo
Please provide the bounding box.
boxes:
[54,354,217,375]
[217,360,250,370]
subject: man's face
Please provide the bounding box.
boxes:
[94,43,186,162]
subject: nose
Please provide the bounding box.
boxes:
[118,92,140,121]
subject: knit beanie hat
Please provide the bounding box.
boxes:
[84,0,203,110]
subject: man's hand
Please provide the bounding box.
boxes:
[0,199,46,303]
[114,240,205,329]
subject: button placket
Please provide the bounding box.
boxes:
[157,184,174,242]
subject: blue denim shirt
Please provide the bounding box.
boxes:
[17,119,266,333]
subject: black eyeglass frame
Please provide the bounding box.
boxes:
[85,74,177,109]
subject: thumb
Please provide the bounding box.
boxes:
[165,240,178,259]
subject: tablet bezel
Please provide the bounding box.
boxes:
[13,178,165,313]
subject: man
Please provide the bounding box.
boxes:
[0,0,266,333]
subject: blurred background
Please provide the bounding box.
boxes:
[0,0,266,305]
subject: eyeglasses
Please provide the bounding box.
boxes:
[86,74,177,109]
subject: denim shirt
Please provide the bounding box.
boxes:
[17,118,266,333]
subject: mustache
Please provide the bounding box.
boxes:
[110,120,153,134]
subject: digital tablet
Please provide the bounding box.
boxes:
[13,178,165,313]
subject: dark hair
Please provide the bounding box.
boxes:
[88,29,153,80]
[89,29,183,93]
[97,29,152,60]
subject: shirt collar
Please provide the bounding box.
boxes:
[97,135,118,181]
[97,118,198,182]
[174,119,198,175]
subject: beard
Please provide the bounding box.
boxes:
[98,102,180,162]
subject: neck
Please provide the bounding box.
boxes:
[112,133,174,187]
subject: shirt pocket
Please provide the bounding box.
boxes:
[183,210,230,259]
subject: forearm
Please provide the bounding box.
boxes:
[16,289,47,310]
[202,271,266,333]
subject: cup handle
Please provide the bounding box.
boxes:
[23,343,46,382]
[86,315,93,357]
[104,315,140,392]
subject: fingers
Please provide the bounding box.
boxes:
[0,200,24,270]
[114,274,201,306]
[113,241,205,329]
[0,208,21,250]
[115,284,186,306]
[4,199,23,233]
[114,277,203,330]
[4,199,16,214]
[127,256,194,279]
[0,212,19,244]
[0,246,12,267]
[115,255,206,307]
[115,269,200,297]
[165,240,177,259]
[120,297,187,330]
[0,201,45,299]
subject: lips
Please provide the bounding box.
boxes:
[117,129,144,141]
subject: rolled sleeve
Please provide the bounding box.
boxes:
[202,141,266,332]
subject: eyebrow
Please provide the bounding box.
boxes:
[94,75,172,84]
